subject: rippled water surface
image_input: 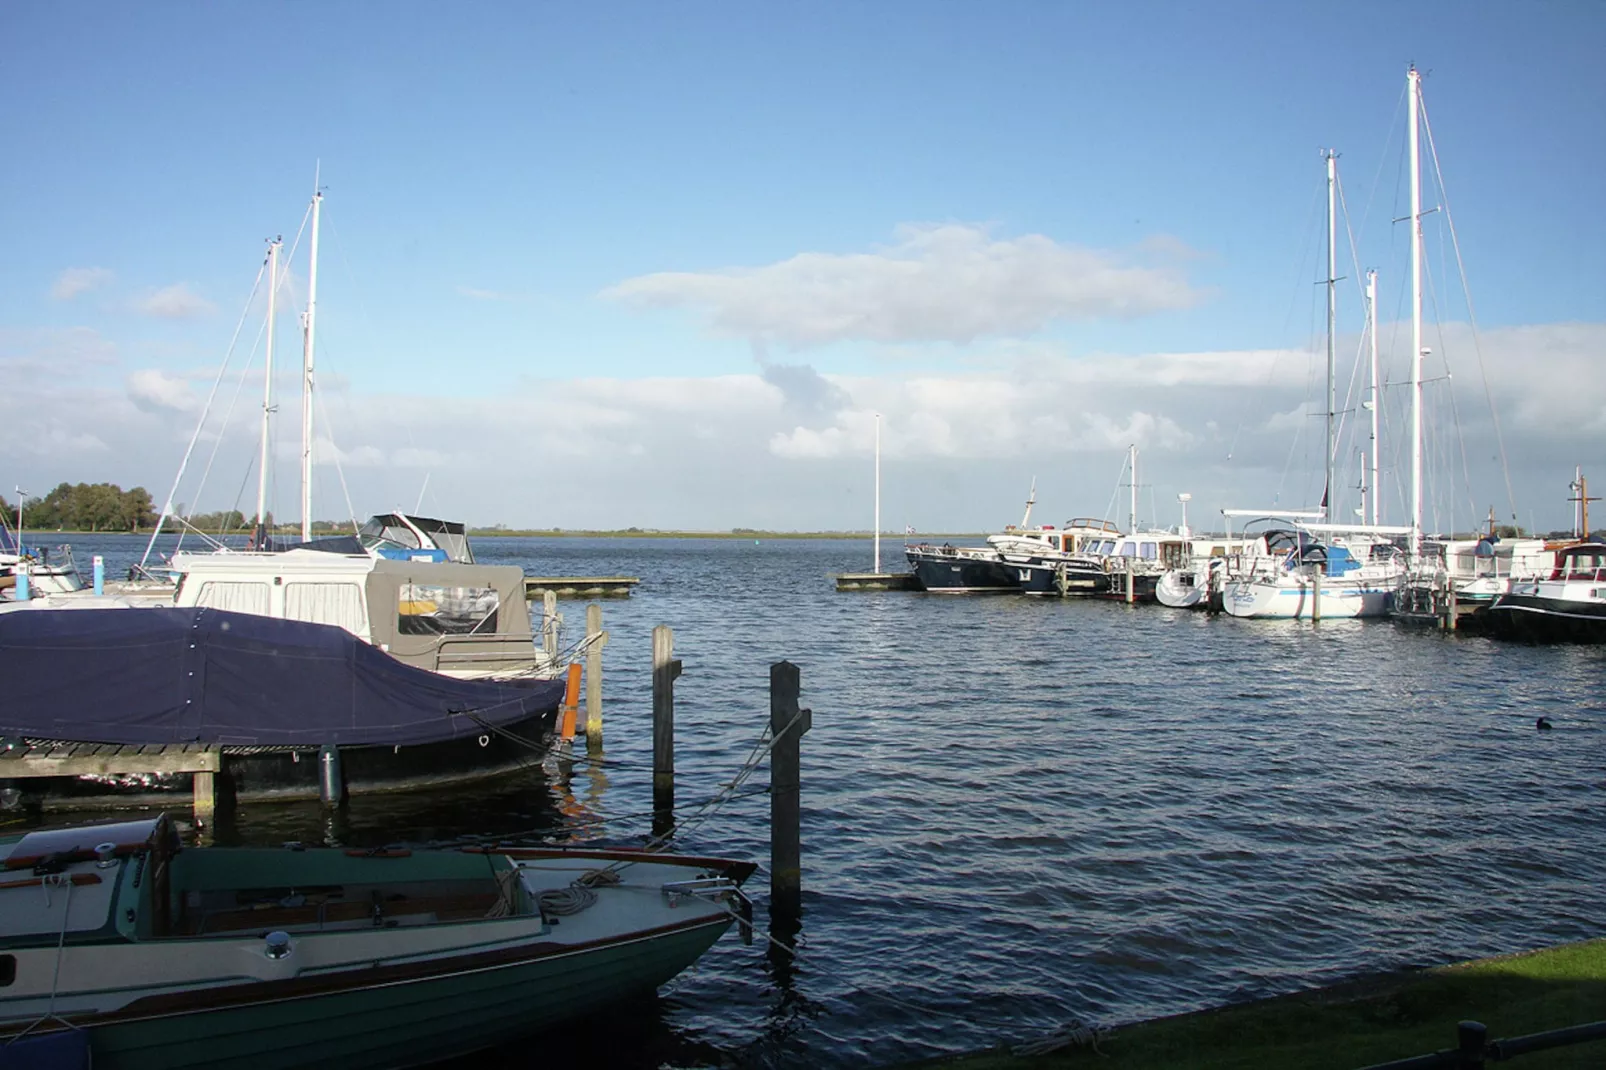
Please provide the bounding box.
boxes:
[37,534,1606,1066]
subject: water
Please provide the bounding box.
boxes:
[22,533,1606,1066]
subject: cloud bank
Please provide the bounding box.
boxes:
[606,223,1201,346]
[51,267,114,301]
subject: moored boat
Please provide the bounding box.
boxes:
[0,813,753,1070]
[1483,542,1606,644]
[905,542,1020,593]
[0,607,566,810]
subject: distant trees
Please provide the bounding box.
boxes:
[13,483,157,532]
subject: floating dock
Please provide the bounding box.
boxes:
[0,741,222,823]
[834,572,921,592]
[524,576,639,598]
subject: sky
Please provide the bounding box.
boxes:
[2,2,1603,535]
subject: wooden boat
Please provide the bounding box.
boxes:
[0,814,754,1069]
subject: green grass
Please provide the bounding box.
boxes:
[911,939,1606,1070]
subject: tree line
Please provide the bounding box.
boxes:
[2,483,156,532]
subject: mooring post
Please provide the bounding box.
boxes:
[92,555,104,596]
[1311,566,1322,622]
[1125,557,1135,603]
[1457,1020,1487,1068]
[541,590,560,661]
[770,660,811,921]
[1446,579,1458,633]
[14,564,28,602]
[192,767,215,828]
[652,625,681,827]
[585,604,608,747]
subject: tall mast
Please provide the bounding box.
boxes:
[1409,66,1424,559]
[1366,268,1380,525]
[872,412,881,573]
[256,237,282,548]
[1129,443,1138,533]
[1324,149,1338,527]
[301,183,322,542]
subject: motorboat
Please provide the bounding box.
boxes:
[905,542,1020,593]
[1484,542,1606,644]
[0,813,753,1070]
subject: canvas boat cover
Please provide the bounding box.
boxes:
[0,608,565,748]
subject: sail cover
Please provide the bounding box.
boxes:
[0,608,564,747]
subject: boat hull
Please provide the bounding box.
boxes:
[906,549,1020,593]
[66,920,729,1070]
[1156,569,1206,608]
[1222,577,1394,619]
[1483,592,1606,644]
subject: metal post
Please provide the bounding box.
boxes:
[585,604,608,750]
[769,660,810,921]
[14,564,28,602]
[652,625,680,830]
[92,555,104,596]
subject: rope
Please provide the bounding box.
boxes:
[6,875,81,1047]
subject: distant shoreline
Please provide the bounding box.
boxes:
[25,528,987,540]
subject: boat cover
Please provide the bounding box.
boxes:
[0,608,564,747]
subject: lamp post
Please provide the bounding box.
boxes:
[1178,492,1192,538]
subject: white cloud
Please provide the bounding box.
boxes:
[457,285,520,302]
[605,223,1202,346]
[134,284,216,319]
[1,320,1599,533]
[126,369,200,414]
[51,267,113,301]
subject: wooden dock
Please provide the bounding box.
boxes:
[523,576,639,598]
[0,741,222,824]
[834,572,921,592]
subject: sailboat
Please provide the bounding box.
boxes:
[1221,143,1408,620]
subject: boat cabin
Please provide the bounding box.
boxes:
[1549,543,1606,581]
[169,550,550,679]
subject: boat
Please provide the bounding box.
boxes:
[0,813,754,1069]
[1,507,86,598]
[982,485,1121,595]
[905,542,1020,593]
[0,607,566,809]
[1087,528,1191,602]
[1483,542,1606,644]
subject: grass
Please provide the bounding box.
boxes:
[909,939,1606,1070]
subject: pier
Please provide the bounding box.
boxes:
[523,575,639,598]
[834,571,920,591]
[0,741,222,825]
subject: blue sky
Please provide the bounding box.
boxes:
[2,3,1602,532]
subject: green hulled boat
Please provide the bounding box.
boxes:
[0,815,754,1068]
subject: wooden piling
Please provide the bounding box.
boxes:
[541,591,560,661]
[652,625,681,823]
[1446,580,1458,633]
[585,604,608,749]
[1125,558,1135,604]
[1311,567,1322,622]
[192,769,215,828]
[769,660,810,920]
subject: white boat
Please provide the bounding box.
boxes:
[0,814,753,1069]
[982,484,1122,595]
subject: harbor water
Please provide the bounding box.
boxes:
[23,534,1606,1067]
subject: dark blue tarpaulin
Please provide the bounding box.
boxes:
[0,608,564,747]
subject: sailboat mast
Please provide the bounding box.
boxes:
[1324,149,1338,527]
[1409,66,1424,559]
[873,412,881,573]
[1129,444,1138,533]
[256,238,281,547]
[1367,268,1380,525]
[301,187,322,543]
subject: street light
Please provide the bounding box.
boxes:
[1178,492,1192,536]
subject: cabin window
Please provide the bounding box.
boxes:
[397,584,500,636]
[192,581,271,615]
[285,583,368,634]
[1140,542,1158,560]
[0,955,13,986]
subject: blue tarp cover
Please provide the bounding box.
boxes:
[0,608,563,747]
